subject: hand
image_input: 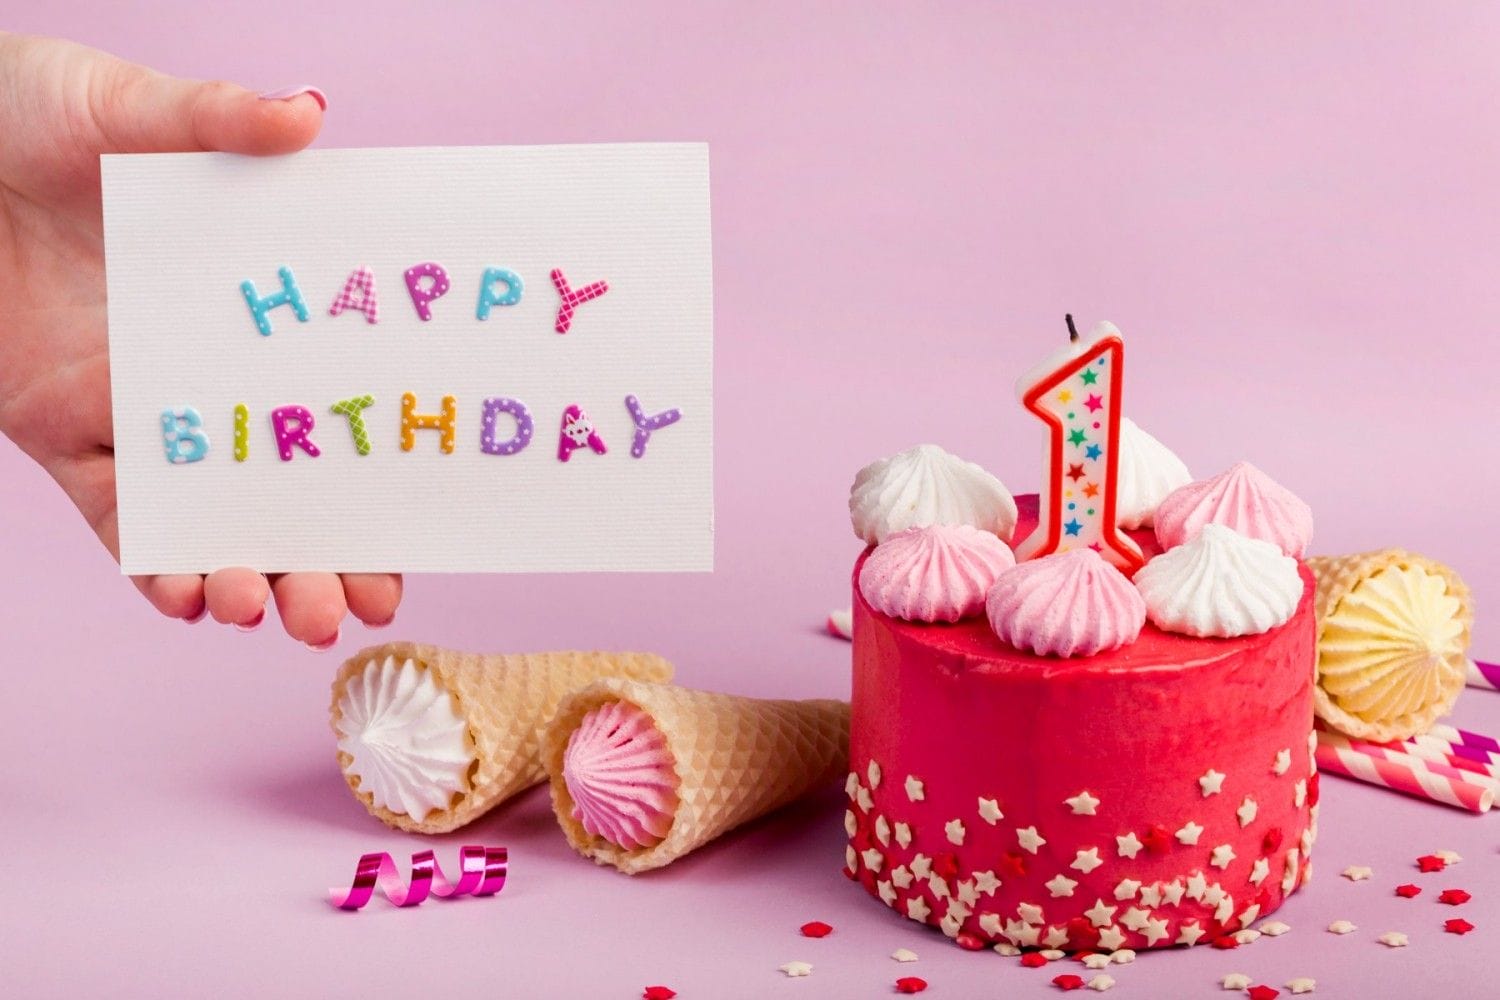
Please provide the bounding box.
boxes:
[0,34,401,647]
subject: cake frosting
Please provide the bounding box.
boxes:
[1134,524,1305,638]
[1116,418,1192,530]
[860,524,1016,623]
[333,654,473,820]
[986,548,1146,657]
[850,444,1019,544]
[1153,461,1313,558]
[562,700,679,850]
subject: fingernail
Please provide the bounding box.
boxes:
[366,615,395,630]
[185,605,208,625]
[304,628,340,652]
[234,609,266,633]
[257,85,328,110]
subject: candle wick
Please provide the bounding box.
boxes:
[1065,314,1079,343]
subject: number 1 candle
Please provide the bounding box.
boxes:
[1013,316,1144,574]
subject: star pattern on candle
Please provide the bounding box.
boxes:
[1083,482,1099,498]
[1064,519,1083,536]
[1080,367,1099,385]
[1084,394,1103,413]
[1058,390,1073,403]
[1067,428,1088,446]
[1085,443,1103,460]
[1067,462,1086,481]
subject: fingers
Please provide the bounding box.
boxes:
[203,568,271,629]
[342,573,403,628]
[271,572,347,649]
[94,59,324,156]
[132,573,207,622]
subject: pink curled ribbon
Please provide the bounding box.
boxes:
[329,846,508,910]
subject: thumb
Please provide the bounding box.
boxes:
[95,62,325,156]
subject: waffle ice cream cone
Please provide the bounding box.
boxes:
[541,679,851,874]
[1309,550,1472,742]
[331,642,673,834]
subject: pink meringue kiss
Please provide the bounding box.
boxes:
[1153,461,1314,558]
[859,524,1016,623]
[986,549,1147,658]
[562,701,679,850]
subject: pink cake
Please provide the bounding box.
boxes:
[846,496,1317,951]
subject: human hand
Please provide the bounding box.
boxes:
[0,33,401,647]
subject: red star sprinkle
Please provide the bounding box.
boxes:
[1142,825,1173,854]
[933,853,960,880]
[1395,884,1422,898]
[1308,771,1321,806]
[1247,987,1280,1000]
[643,988,676,1000]
[1053,973,1086,991]
[800,921,834,938]
[896,977,928,994]
[1445,918,1476,935]
[1262,828,1284,853]
[955,932,985,951]
[1066,917,1098,947]
[1021,952,1050,968]
[1000,852,1029,878]
[1439,889,1472,906]
[842,865,857,881]
[1418,855,1448,873]
[1210,935,1241,950]
[1072,951,1098,964]
[1066,463,1087,481]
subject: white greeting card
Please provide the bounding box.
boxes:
[102,144,712,574]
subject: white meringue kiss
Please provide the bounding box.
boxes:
[1117,418,1192,530]
[1134,523,1304,638]
[986,549,1146,658]
[860,524,1016,622]
[850,444,1019,545]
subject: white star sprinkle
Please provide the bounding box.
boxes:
[957,880,979,906]
[1215,894,1236,924]
[867,760,882,789]
[1238,904,1262,928]
[905,775,925,801]
[1043,926,1070,949]
[1016,826,1047,854]
[1161,880,1186,906]
[1084,899,1118,928]
[1065,790,1101,815]
[779,961,812,978]
[1096,925,1126,951]
[1202,884,1227,908]
[993,941,1020,956]
[875,815,891,846]
[1249,858,1270,885]
[910,854,932,879]
[1017,902,1045,925]
[1341,865,1371,881]
[1175,821,1204,845]
[1086,974,1115,992]
[878,880,896,905]
[1273,748,1291,775]
[1282,850,1301,892]
[1222,972,1251,990]
[945,818,966,845]
[978,797,1003,824]
[1286,978,1316,995]
[974,870,1001,895]
[891,948,918,963]
[905,896,931,922]
[845,772,859,798]
[1231,929,1260,945]
[1435,849,1463,865]
[857,786,874,811]
[1327,919,1356,935]
[1378,931,1407,948]
[1071,847,1104,874]
[1138,883,1160,906]
[928,874,949,899]
[894,821,912,849]
[1039,949,1066,961]
[891,866,913,889]
[1237,796,1258,827]
[1113,878,1142,901]
[844,810,857,837]
[1210,844,1236,869]
[1142,918,1170,946]
[1046,874,1079,898]
[1198,769,1226,796]
[1294,779,1307,808]
[845,845,857,871]
[1006,919,1041,947]
[1185,871,1209,901]
[979,913,1003,936]
[1175,921,1205,946]
[1115,832,1143,859]
[1082,953,1113,969]
[1259,920,1290,937]
[862,847,885,873]
[939,911,962,938]
[1119,907,1150,932]
[1110,949,1136,965]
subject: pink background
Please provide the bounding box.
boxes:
[4,2,1498,996]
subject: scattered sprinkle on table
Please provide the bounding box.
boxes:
[778,961,812,978]
[1052,973,1085,991]
[1082,954,1113,969]
[1110,949,1136,964]
[799,920,833,938]
[642,988,676,1000]
[895,976,927,994]
[1232,929,1262,945]
[1222,972,1252,990]
[1417,855,1447,873]
[1439,889,1472,906]
[1021,952,1051,968]
[1286,978,1316,995]
[1342,865,1373,881]
[1086,974,1115,992]
[1247,987,1280,1000]
[1258,920,1291,937]
[1328,919,1357,935]
[1445,918,1476,935]
[891,948,918,963]
[1395,883,1422,898]
[1378,931,1409,948]
[1435,849,1463,865]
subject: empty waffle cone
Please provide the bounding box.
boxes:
[542,679,851,874]
[331,642,673,834]
[1308,550,1472,742]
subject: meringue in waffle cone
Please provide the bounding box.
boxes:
[331,642,672,834]
[542,679,850,874]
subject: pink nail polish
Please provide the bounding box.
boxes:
[234,609,266,633]
[257,85,328,110]
[185,606,208,625]
[305,628,340,652]
[366,615,395,630]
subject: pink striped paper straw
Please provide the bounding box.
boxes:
[1402,734,1500,777]
[1428,722,1500,755]
[1314,741,1494,814]
[1319,731,1500,795]
[1468,659,1500,691]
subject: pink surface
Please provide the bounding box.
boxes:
[3,3,1499,997]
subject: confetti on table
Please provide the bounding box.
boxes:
[1086,975,1116,992]
[1395,883,1422,898]
[1286,979,1316,995]
[895,977,928,994]
[1258,920,1291,937]
[1445,918,1476,935]
[1417,855,1448,873]
[1435,849,1463,865]
[643,988,676,1000]
[1021,953,1051,968]
[826,609,853,640]
[327,845,508,910]
[891,948,919,963]
[1378,931,1409,948]
[1342,865,1373,881]
[1439,889,1472,906]
[1053,974,1086,991]
[1247,987,1280,1000]
[1222,972,1252,990]
[779,961,812,978]
[1328,920,1357,935]
[800,920,833,938]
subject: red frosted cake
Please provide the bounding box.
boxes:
[842,320,1319,953]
